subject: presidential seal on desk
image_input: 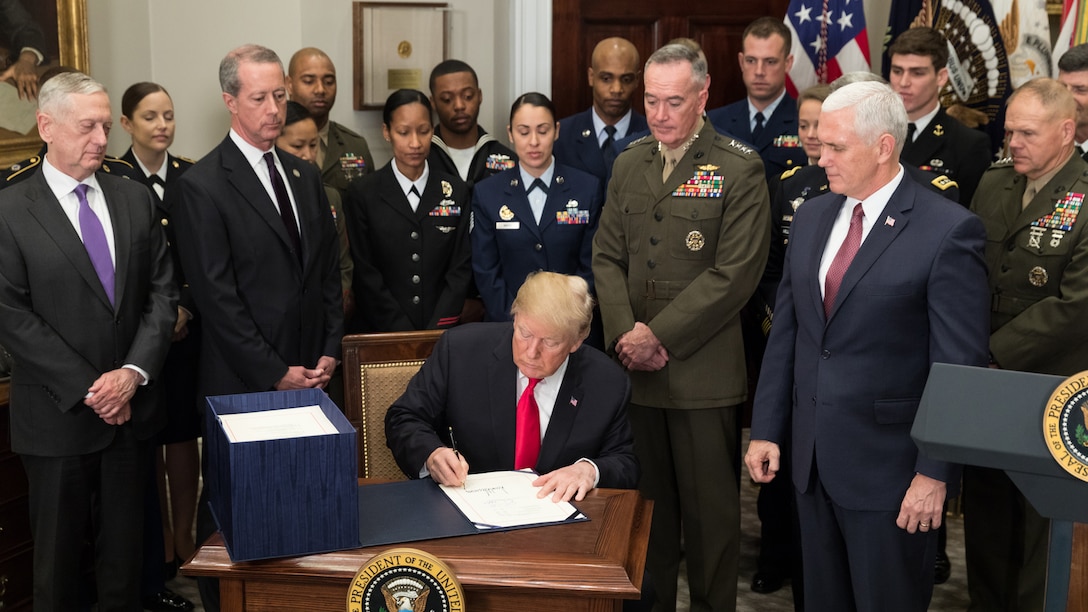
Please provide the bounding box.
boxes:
[347,547,464,612]
[1043,370,1088,483]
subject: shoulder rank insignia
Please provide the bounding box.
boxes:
[625,135,649,149]
[780,166,803,181]
[931,175,958,191]
[728,139,754,155]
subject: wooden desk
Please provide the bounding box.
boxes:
[183,486,650,612]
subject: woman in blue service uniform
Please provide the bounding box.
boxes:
[470,92,602,324]
[344,89,472,332]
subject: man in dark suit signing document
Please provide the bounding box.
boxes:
[385,271,639,500]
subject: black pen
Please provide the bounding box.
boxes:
[448,426,465,487]
[448,426,460,458]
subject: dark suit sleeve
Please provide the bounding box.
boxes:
[168,176,291,389]
[917,210,990,482]
[119,188,179,378]
[470,180,509,319]
[384,332,454,477]
[427,186,472,328]
[586,371,638,489]
[750,227,798,446]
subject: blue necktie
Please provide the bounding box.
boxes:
[74,183,114,306]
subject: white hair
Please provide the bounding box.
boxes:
[822,81,907,154]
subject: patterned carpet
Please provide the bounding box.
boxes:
[161,431,971,611]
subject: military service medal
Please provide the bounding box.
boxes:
[673,165,724,198]
[685,230,705,251]
[339,153,367,181]
[773,135,801,148]
[485,154,515,171]
[557,199,589,225]
[1031,192,1082,249]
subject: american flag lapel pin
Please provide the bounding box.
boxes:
[570,397,578,407]
[884,216,895,227]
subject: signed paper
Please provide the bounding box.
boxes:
[218,405,339,443]
[439,470,587,529]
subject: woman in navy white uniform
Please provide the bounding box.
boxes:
[344,89,472,332]
[470,92,602,323]
[118,81,198,610]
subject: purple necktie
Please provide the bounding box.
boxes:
[823,202,863,318]
[263,152,302,260]
[74,184,114,306]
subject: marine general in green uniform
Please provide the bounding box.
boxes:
[965,78,1088,612]
[592,43,770,612]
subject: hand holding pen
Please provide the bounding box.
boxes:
[425,426,470,487]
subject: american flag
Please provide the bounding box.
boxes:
[1054,0,1088,74]
[784,0,871,97]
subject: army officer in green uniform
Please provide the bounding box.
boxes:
[965,77,1088,612]
[592,43,770,612]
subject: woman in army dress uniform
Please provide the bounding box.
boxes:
[470,92,602,323]
[344,89,471,332]
[118,81,199,609]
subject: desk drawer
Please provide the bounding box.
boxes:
[0,454,27,506]
[0,544,33,611]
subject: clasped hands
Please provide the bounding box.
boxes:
[275,355,337,390]
[426,447,597,502]
[84,367,143,425]
[616,322,668,371]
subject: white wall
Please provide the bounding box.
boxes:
[87,1,893,163]
[88,0,537,165]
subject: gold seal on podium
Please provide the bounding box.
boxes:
[1043,370,1088,483]
[347,547,464,612]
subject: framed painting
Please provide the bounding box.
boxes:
[0,0,88,167]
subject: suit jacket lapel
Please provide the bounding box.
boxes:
[102,177,132,309]
[904,107,948,164]
[809,196,842,321]
[25,172,114,309]
[538,351,583,471]
[487,331,519,468]
[537,171,573,233]
[222,138,298,259]
[506,174,541,236]
[827,179,913,321]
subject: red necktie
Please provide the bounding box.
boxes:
[823,203,864,318]
[514,377,543,470]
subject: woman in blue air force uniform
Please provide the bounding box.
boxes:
[471,92,602,324]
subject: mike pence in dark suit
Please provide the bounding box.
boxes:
[746,81,990,611]
[385,272,638,501]
[167,45,342,612]
[0,72,177,611]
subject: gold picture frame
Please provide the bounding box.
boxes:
[0,0,89,167]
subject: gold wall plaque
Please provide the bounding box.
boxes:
[387,69,422,91]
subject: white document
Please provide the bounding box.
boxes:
[218,405,339,443]
[0,82,38,134]
[439,470,586,529]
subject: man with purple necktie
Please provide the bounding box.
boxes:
[0,71,177,611]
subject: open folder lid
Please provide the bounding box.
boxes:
[913,363,1088,523]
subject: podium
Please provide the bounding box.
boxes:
[913,364,1088,612]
